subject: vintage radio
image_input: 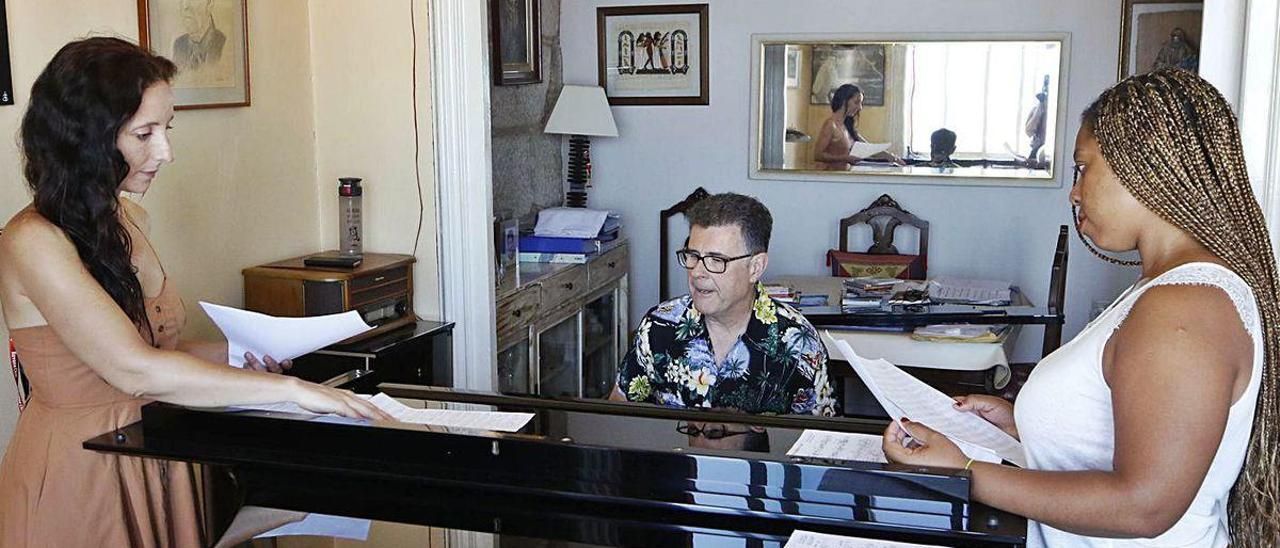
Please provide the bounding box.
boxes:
[243,252,416,342]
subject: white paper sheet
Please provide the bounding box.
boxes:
[824,335,1025,467]
[533,207,610,238]
[927,277,1012,305]
[256,513,371,541]
[787,430,887,463]
[199,302,373,367]
[850,141,891,159]
[785,530,946,548]
[231,394,535,432]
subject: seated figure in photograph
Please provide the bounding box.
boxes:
[611,193,837,450]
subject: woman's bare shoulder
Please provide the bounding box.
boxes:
[120,196,151,234]
[0,207,76,265]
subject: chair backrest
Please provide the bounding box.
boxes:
[835,194,929,279]
[1042,225,1069,357]
[10,339,30,413]
[839,194,929,256]
[659,187,710,301]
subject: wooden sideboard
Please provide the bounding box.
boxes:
[495,242,629,398]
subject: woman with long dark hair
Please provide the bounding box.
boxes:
[812,83,900,170]
[883,68,1280,546]
[0,37,389,546]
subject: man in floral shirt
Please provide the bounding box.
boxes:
[612,193,838,417]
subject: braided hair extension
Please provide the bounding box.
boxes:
[1083,67,1280,544]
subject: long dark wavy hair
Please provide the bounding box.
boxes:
[830,83,863,142]
[21,37,176,332]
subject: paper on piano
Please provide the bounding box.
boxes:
[785,530,946,548]
[199,302,372,368]
[231,394,535,432]
[927,277,1012,305]
[533,207,610,238]
[256,512,371,541]
[850,141,891,159]
[787,430,887,463]
[824,334,1025,467]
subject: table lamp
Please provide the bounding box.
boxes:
[544,85,618,208]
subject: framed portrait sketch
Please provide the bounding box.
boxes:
[597,3,708,106]
[809,44,885,106]
[490,0,542,85]
[784,46,800,89]
[137,0,250,109]
[1119,0,1203,79]
[0,0,12,106]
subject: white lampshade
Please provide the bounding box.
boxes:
[544,85,618,137]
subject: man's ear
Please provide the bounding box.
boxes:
[748,253,769,282]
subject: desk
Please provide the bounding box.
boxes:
[771,276,1051,415]
[86,388,1026,547]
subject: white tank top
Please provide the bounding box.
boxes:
[1014,262,1263,547]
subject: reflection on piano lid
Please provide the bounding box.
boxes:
[84,392,1025,547]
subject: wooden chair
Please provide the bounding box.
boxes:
[659,187,710,301]
[1042,225,1069,357]
[830,194,929,279]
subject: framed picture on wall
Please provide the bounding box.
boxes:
[1118,0,1203,79]
[784,45,800,89]
[490,0,542,85]
[597,3,709,106]
[809,44,885,106]
[0,0,13,106]
[137,0,250,109]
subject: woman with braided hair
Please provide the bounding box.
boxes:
[881,67,1279,546]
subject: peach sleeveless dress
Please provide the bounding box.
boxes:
[0,274,205,546]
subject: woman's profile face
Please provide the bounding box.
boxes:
[115,82,176,195]
[844,92,864,117]
[1069,124,1149,252]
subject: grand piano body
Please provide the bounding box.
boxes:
[85,385,1026,547]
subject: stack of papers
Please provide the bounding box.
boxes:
[927,277,1012,306]
[533,207,619,239]
[231,393,535,432]
[912,324,1011,343]
[823,334,1026,466]
[786,430,887,463]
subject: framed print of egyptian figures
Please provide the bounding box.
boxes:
[597,4,708,106]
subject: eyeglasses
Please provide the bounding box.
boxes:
[1072,163,1085,185]
[676,422,754,439]
[676,249,754,274]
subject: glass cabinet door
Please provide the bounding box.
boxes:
[496,335,531,395]
[581,289,618,399]
[536,310,581,397]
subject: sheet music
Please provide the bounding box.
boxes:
[785,530,946,548]
[256,513,371,541]
[231,394,535,433]
[824,335,1025,467]
[850,141,891,159]
[927,277,1012,305]
[199,302,372,367]
[787,430,887,463]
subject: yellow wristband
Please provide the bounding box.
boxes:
[964,458,975,471]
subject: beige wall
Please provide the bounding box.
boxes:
[308,0,441,320]
[0,1,442,450]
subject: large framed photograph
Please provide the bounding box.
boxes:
[0,0,12,106]
[490,0,541,86]
[809,44,885,106]
[597,4,708,106]
[1119,0,1203,79]
[137,0,250,110]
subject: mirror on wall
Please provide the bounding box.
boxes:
[750,35,1068,187]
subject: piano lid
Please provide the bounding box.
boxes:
[84,392,1026,547]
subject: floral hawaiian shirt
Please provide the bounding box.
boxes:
[617,284,838,416]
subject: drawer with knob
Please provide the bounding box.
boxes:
[496,284,539,340]
[589,244,629,290]
[539,264,589,309]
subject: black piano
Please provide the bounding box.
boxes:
[85,385,1026,547]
